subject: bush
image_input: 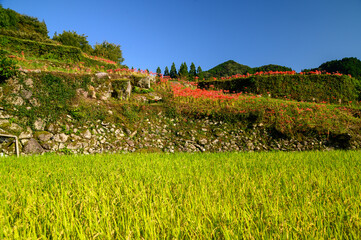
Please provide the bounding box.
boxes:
[0,50,18,81]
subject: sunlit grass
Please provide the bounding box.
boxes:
[0,151,360,239]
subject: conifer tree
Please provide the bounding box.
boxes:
[164,66,170,76]
[170,63,178,79]
[179,62,188,79]
[189,62,196,77]
[197,66,204,80]
[156,67,162,76]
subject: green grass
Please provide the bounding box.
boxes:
[0,151,361,239]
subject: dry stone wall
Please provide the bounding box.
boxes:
[0,71,359,156]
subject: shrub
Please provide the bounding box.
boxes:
[0,50,18,81]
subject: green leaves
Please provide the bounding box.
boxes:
[0,52,18,81]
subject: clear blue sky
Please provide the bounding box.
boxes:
[2,0,361,72]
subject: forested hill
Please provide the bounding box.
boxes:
[203,60,293,79]
[303,57,361,81]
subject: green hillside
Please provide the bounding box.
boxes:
[0,4,50,42]
[304,57,361,80]
[203,60,293,79]
[203,60,252,78]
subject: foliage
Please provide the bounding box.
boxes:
[197,66,204,80]
[0,5,48,40]
[198,73,361,104]
[0,151,361,238]
[0,50,18,81]
[203,60,252,79]
[0,5,18,28]
[178,62,188,78]
[53,30,93,54]
[170,62,177,79]
[253,64,293,73]
[156,67,161,76]
[163,66,169,76]
[202,60,295,80]
[93,41,124,64]
[189,62,196,78]
[317,57,361,80]
[0,35,116,69]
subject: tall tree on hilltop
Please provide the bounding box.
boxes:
[164,66,170,76]
[170,62,178,79]
[189,62,196,78]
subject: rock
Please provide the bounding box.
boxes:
[37,132,53,142]
[199,138,208,145]
[82,129,92,139]
[126,140,135,147]
[112,80,132,100]
[88,86,97,99]
[147,92,162,102]
[115,129,125,139]
[0,111,11,119]
[34,119,45,131]
[95,72,109,79]
[10,96,24,106]
[76,88,88,98]
[67,142,83,150]
[47,124,56,133]
[9,123,22,132]
[20,139,29,146]
[24,78,33,88]
[134,95,148,102]
[23,138,44,154]
[53,133,68,143]
[19,127,33,139]
[20,89,32,99]
[136,77,151,89]
[29,98,40,107]
[100,92,111,101]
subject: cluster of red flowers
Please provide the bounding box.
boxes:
[172,83,259,101]
[83,53,117,65]
[215,70,348,81]
[105,68,155,75]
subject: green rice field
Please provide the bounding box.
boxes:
[0,151,361,239]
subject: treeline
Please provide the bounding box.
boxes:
[0,5,124,64]
[303,57,361,81]
[156,62,204,80]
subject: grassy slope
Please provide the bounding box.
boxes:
[0,151,360,239]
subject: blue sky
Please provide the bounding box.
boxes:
[2,0,361,73]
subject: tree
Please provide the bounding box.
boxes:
[189,62,196,78]
[156,67,162,76]
[179,62,188,79]
[170,62,178,79]
[197,66,204,80]
[93,41,124,64]
[164,66,170,76]
[53,30,93,54]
